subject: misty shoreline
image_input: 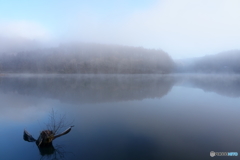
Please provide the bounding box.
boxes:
[0,43,240,74]
[175,50,240,74]
[0,43,174,74]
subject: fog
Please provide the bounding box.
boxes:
[2,2,240,159]
[0,43,175,74]
[1,0,240,58]
[175,50,240,74]
[0,21,55,52]
[1,42,239,75]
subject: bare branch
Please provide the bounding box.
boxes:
[45,109,68,135]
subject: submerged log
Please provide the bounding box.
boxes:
[23,126,74,147]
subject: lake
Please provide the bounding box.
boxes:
[1,74,240,160]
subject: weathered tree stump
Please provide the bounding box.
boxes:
[24,126,74,147]
[24,109,74,148]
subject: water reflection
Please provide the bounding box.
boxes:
[39,144,67,160]
[2,74,240,160]
[0,74,175,104]
[0,74,240,107]
[179,74,240,97]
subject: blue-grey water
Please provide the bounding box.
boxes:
[1,74,240,160]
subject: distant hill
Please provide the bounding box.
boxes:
[0,43,174,74]
[175,50,240,73]
[193,50,240,73]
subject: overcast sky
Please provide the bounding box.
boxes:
[0,0,240,58]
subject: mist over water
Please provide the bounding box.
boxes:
[0,74,175,104]
[1,1,240,159]
[1,26,239,159]
[1,74,240,160]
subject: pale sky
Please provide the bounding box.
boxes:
[0,0,240,58]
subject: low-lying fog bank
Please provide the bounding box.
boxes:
[0,43,174,74]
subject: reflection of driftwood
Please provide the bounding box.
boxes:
[23,126,74,147]
[39,144,67,160]
[39,143,55,156]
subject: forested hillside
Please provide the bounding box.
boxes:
[0,43,174,74]
[175,50,240,73]
[192,50,240,73]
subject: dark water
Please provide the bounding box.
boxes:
[1,74,240,160]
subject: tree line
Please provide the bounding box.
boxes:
[0,43,174,74]
[175,50,240,73]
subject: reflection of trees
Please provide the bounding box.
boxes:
[0,75,175,104]
[2,74,240,101]
[183,74,240,97]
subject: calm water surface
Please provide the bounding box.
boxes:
[1,74,240,160]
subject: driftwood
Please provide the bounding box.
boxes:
[24,110,74,148]
[23,129,36,142]
[24,131,67,159]
[23,126,74,147]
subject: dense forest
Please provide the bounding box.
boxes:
[192,50,240,73]
[176,50,240,73]
[0,43,174,74]
[2,42,239,74]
